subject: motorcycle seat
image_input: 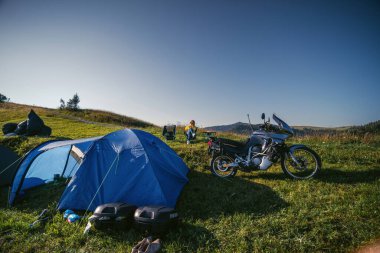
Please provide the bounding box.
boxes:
[217,138,249,149]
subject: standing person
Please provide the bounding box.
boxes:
[185,120,197,145]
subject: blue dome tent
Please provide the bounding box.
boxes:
[9,129,189,211]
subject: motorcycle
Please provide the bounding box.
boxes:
[207,113,321,179]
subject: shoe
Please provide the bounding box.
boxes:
[144,238,161,253]
[138,236,152,253]
[131,238,144,253]
[186,140,190,145]
[131,237,150,253]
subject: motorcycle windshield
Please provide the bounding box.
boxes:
[273,114,294,135]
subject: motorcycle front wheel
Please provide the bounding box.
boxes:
[210,155,237,178]
[281,146,321,179]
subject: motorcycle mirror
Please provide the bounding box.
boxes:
[261,113,265,120]
[247,114,255,134]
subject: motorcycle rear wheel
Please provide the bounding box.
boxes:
[210,155,237,178]
[281,146,321,179]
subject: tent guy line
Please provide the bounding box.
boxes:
[0,155,24,176]
[82,152,120,219]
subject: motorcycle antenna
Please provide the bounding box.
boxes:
[247,114,255,134]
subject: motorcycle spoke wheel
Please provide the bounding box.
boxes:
[282,147,321,179]
[211,155,236,178]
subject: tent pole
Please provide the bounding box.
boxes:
[61,145,72,177]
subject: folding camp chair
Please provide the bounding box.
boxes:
[162,125,176,140]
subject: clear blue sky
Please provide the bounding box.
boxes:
[0,0,379,127]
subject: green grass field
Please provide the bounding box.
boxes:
[1,103,379,252]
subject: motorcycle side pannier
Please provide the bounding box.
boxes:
[90,202,137,230]
[134,206,179,234]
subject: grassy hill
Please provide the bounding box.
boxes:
[0,102,153,154]
[1,102,380,252]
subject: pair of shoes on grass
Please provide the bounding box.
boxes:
[131,236,161,253]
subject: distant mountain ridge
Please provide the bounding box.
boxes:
[204,120,380,136]
[204,122,259,135]
[204,122,258,133]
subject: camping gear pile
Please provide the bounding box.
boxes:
[2,109,52,137]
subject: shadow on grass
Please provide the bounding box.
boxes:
[2,171,285,251]
[8,170,288,220]
[12,180,67,212]
[165,222,220,251]
[177,170,287,220]
[240,171,286,181]
[0,187,10,208]
[224,167,380,185]
[83,219,218,252]
[316,167,380,184]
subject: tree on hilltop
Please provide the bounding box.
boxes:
[66,93,80,111]
[59,98,66,110]
[59,93,80,111]
[0,93,10,103]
